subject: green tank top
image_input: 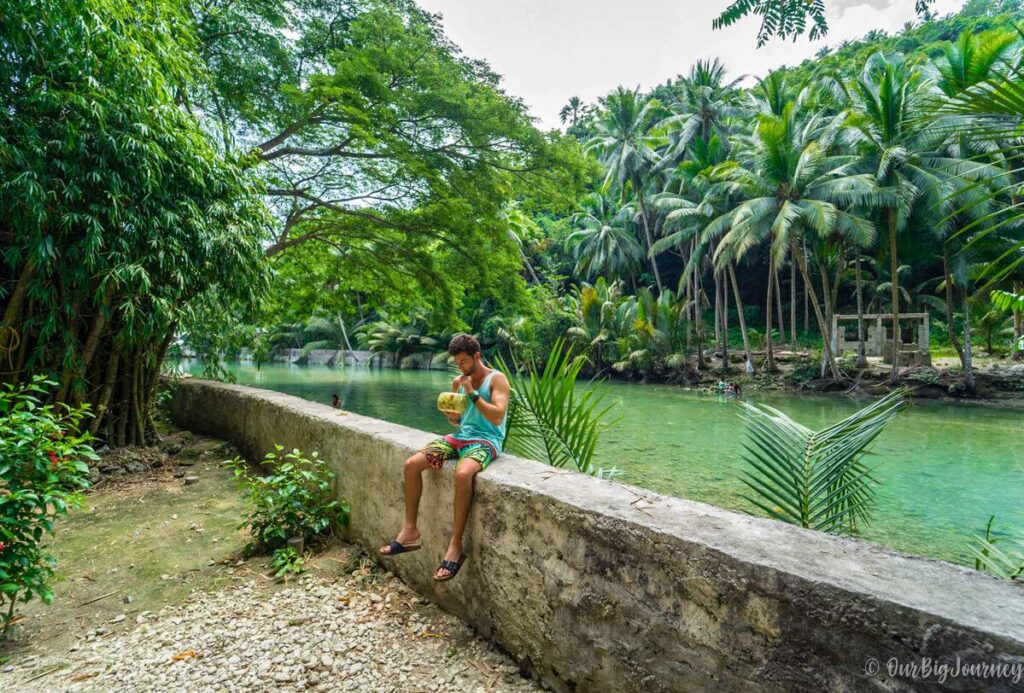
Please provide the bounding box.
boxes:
[451,370,507,455]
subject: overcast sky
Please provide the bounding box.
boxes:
[416,0,967,129]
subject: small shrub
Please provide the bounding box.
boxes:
[909,369,941,386]
[0,377,96,634]
[784,354,821,385]
[154,373,181,424]
[225,446,348,553]
[837,354,859,371]
[270,546,305,578]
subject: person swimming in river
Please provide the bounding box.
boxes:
[377,333,509,583]
[713,380,741,397]
[331,393,341,409]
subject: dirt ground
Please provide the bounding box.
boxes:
[0,429,256,659]
[0,429,534,692]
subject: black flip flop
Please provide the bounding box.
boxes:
[379,539,422,556]
[433,554,467,582]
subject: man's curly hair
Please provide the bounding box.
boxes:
[447,333,480,357]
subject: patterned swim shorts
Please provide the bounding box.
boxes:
[421,436,497,471]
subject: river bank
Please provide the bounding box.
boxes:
[241,348,1024,404]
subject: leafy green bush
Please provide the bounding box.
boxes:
[154,373,182,424]
[909,369,941,386]
[225,446,348,553]
[784,353,822,385]
[0,377,96,634]
[270,546,305,578]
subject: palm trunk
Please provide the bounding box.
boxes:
[1013,281,1023,361]
[855,253,868,369]
[638,195,664,293]
[794,241,841,380]
[692,240,708,368]
[520,247,541,285]
[962,290,975,392]
[713,273,722,357]
[695,258,706,369]
[802,239,809,334]
[728,263,755,373]
[803,278,809,334]
[774,266,785,354]
[888,209,901,384]
[942,242,965,365]
[721,271,730,374]
[831,241,844,323]
[684,264,692,358]
[765,260,776,372]
[790,258,797,349]
[817,250,834,378]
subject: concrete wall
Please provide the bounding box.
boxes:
[171,379,1024,692]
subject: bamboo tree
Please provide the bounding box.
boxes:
[1,0,269,445]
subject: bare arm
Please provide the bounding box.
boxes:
[471,373,509,426]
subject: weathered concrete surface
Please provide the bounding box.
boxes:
[171,379,1024,692]
[270,348,388,367]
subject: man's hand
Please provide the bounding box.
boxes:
[444,412,461,426]
[453,375,473,392]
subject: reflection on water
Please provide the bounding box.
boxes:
[180,361,1024,565]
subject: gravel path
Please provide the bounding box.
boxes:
[3,564,541,692]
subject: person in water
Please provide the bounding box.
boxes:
[331,393,341,409]
[378,333,509,582]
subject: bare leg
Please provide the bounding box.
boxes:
[436,458,482,579]
[379,452,430,554]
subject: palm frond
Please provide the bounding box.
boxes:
[495,339,618,476]
[737,389,909,533]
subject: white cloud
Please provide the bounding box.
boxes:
[831,0,900,16]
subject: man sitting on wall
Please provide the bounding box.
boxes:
[378,333,509,582]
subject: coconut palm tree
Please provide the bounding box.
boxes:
[607,287,691,379]
[657,59,743,171]
[935,28,1019,99]
[567,192,645,283]
[586,87,665,291]
[845,51,983,383]
[710,104,887,381]
[749,70,805,118]
[936,33,1024,320]
[563,278,625,375]
[652,135,757,372]
[933,28,1022,381]
[559,96,585,126]
[358,317,442,368]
